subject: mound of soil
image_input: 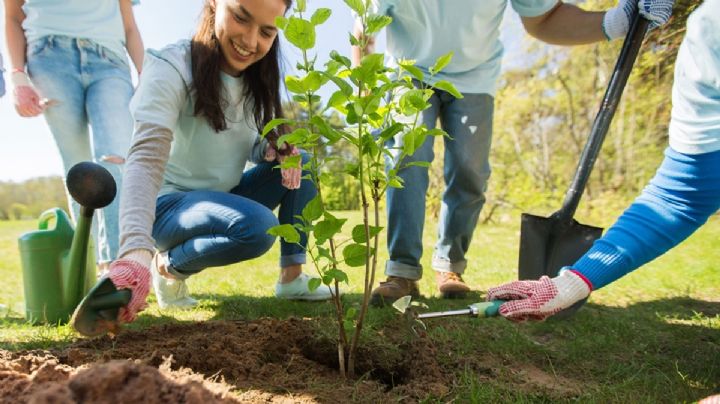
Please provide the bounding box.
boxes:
[0,318,453,403]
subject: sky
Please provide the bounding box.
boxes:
[0,1,522,182]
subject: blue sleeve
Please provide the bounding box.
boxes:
[572,148,720,289]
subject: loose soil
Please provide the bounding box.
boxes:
[0,318,579,403]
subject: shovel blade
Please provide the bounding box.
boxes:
[519,213,603,280]
[518,213,602,318]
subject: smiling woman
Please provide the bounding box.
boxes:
[72,0,341,337]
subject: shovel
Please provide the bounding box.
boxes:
[518,13,650,311]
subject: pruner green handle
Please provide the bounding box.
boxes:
[468,300,504,318]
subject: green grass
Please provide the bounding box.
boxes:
[1,212,719,402]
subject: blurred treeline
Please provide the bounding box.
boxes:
[0,177,67,220]
[0,0,699,221]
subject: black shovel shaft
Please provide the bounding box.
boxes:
[557,15,650,222]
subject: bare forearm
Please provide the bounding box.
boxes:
[523,3,606,46]
[351,20,375,66]
[120,0,144,74]
[4,1,28,70]
[125,29,144,74]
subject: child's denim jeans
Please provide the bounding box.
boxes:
[26,35,134,264]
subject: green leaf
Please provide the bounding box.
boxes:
[310,8,331,25]
[343,0,365,15]
[378,123,403,142]
[302,71,323,92]
[326,268,349,284]
[285,75,305,94]
[311,116,342,143]
[351,53,384,84]
[351,224,383,243]
[342,244,369,267]
[429,51,453,75]
[366,14,392,35]
[277,127,309,148]
[308,277,321,292]
[329,50,352,68]
[387,176,403,188]
[432,80,464,99]
[302,195,323,223]
[402,127,428,156]
[327,91,349,114]
[267,224,300,244]
[314,217,347,244]
[295,0,306,12]
[284,17,315,50]
[278,154,301,169]
[399,63,424,82]
[320,72,353,96]
[262,118,292,137]
[346,307,358,319]
[275,16,288,30]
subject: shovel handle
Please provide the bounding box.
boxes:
[557,13,650,222]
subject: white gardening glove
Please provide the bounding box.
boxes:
[486,269,592,322]
[603,0,675,40]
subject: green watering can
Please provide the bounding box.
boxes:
[17,162,116,324]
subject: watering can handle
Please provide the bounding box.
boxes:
[37,208,72,231]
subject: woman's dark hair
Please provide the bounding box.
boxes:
[190,0,291,148]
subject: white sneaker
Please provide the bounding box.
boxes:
[151,253,198,309]
[275,273,336,301]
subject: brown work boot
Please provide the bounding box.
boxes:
[370,276,420,307]
[435,271,471,299]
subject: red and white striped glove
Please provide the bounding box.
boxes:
[487,270,593,322]
[265,144,302,190]
[107,259,151,323]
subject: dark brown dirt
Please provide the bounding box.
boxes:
[0,318,458,403]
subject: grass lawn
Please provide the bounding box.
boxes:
[1,211,718,402]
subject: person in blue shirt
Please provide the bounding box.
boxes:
[352,0,676,306]
[487,0,720,322]
[4,0,144,272]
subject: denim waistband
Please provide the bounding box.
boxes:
[29,35,112,56]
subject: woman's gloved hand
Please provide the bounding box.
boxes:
[265,144,302,190]
[106,258,151,323]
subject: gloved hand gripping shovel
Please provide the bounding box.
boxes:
[517,11,651,318]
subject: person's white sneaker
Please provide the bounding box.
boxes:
[151,253,198,309]
[275,273,336,301]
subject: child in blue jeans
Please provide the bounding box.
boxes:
[4,0,144,269]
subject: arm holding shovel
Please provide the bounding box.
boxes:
[490,0,720,322]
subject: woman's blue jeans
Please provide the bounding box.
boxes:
[152,156,316,280]
[26,35,134,264]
